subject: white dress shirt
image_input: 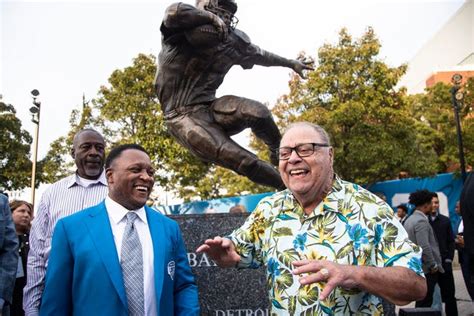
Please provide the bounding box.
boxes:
[458,219,464,234]
[105,197,157,316]
[25,172,108,315]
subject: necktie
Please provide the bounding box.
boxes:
[121,212,145,315]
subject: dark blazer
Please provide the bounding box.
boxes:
[430,213,455,262]
[0,193,19,315]
[461,172,474,255]
[40,201,199,316]
[404,209,444,274]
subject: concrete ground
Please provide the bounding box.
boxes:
[396,266,473,316]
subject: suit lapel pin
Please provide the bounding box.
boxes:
[167,261,175,280]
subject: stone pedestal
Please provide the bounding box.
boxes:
[170,213,270,316]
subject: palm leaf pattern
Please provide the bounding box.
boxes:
[229,176,423,315]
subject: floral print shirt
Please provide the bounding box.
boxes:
[229,176,423,315]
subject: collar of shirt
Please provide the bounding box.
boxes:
[66,170,108,188]
[413,209,428,219]
[105,196,148,226]
[279,174,342,220]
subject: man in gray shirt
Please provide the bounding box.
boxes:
[404,189,444,309]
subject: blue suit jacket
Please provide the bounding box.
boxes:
[0,193,19,314]
[40,201,199,315]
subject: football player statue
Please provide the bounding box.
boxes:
[155,0,312,189]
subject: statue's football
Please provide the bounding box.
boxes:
[185,24,221,48]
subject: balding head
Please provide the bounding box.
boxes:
[283,122,331,146]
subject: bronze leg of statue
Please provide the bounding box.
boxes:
[211,95,281,166]
[165,106,284,190]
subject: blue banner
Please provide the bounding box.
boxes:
[367,172,467,230]
[156,192,273,215]
[156,172,467,231]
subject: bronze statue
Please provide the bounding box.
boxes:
[155,0,312,189]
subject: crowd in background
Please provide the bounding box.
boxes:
[395,190,474,315]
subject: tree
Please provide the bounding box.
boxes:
[274,28,438,185]
[406,79,474,173]
[0,100,32,191]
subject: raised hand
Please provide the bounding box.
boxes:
[196,236,241,268]
[292,59,314,79]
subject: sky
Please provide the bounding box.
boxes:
[0,0,466,202]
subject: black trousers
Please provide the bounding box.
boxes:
[459,249,474,300]
[438,262,458,316]
[416,265,458,316]
[416,272,438,308]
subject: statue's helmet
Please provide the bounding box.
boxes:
[196,0,238,28]
[217,0,237,14]
[196,0,237,14]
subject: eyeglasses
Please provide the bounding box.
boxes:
[278,143,329,160]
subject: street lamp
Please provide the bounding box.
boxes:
[30,89,41,206]
[450,74,467,183]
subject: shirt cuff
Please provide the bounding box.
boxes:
[23,307,40,316]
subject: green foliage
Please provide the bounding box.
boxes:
[213,166,274,197]
[275,28,438,184]
[405,78,474,172]
[0,101,32,191]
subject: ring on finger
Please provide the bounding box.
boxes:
[320,268,330,279]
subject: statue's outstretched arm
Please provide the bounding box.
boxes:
[256,50,314,79]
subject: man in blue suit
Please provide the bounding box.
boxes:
[40,144,199,315]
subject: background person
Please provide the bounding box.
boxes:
[455,200,474,303]
[9,200,33,316]
[0,193,19,316]
[229,204,247,214]
[404,189,444,309]
[24,129,108,315]
[429,192,457,315]
[40,144,199,315]
[197,122,426,315]
[396,204,409,225]
[460,171,474,307]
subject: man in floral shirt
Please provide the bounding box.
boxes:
[197,122,426,315]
